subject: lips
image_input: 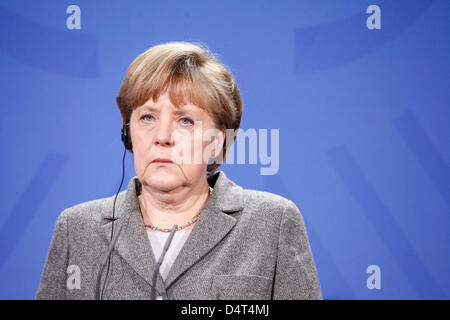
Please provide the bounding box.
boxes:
[152,158,174,163]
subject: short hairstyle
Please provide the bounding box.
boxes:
[116,41,243,174]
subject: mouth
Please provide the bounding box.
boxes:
[151,158,174,164]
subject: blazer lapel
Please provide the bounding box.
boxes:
[100,177,166,296]
[164,171,244,289]
[100,171,244,294]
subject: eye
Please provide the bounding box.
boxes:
[180,117,194,125]
[141,114,154,122]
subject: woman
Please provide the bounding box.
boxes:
[36,42,322,300]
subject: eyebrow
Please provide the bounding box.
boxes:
[139,105,198,116]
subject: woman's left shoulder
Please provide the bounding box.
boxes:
[241,188,300,218]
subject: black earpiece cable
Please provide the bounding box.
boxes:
[96,146,127,300]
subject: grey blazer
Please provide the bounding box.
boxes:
[36,171,322,300]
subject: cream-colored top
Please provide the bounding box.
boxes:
[146,229,192,281]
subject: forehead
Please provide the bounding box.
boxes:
[137,92,207,115]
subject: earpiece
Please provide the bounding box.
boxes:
[121,120,133,151]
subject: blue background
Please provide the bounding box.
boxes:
[0,0,448,299]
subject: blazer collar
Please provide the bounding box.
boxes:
[101,170,244,294]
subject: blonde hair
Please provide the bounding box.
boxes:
[116,41,243,174]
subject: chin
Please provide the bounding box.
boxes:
[142,169,181,191]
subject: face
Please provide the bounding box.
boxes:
[129,91,224,192]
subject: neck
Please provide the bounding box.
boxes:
[138,178,211,231]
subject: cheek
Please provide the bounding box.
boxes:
[130,131,153,170]
[131,126,153,152]
[171,132,208,166]
[133,150,148,177]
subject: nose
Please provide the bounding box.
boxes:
[154,117,174,146]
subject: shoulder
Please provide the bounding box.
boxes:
[59,191,126,224]
[243,188,291,209]
[241,188,300,221]
[58,176,140,225]
[214,170,301,222]
[240,189,309,249]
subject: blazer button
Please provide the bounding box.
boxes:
[156,295,164,300]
